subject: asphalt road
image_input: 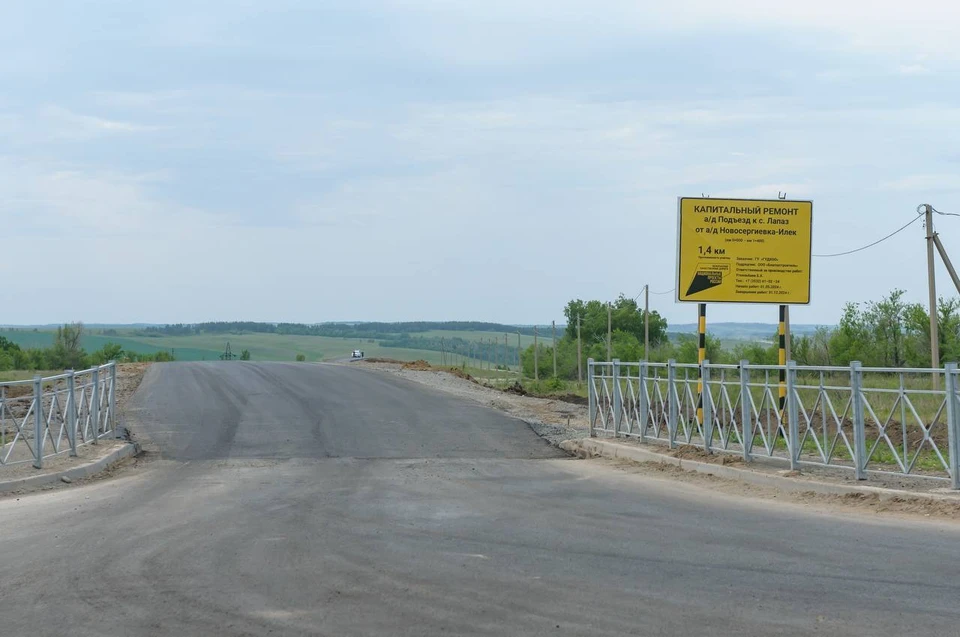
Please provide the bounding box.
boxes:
[1,362,959,636]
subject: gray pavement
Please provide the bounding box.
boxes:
[1,362,959,636]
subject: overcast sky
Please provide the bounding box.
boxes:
[3,1,960,326]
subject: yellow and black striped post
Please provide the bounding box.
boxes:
[697,303,706,424]
[778,305,787,413]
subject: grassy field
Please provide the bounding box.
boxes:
[0,328,525,366]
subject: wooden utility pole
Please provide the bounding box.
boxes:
[644,285,650,361]
[534,326,539,381]
[552,320,557,378]
[441,338,446,366]
[504,334,509,371]
[576,315,583,386]
[607,302,612,362]
[925,204,940,387]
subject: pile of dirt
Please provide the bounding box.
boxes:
[402,360,433,371]
[445,367,476,383]
[363,358,405,364]
[503,382,528,396]
[555,393,589,406]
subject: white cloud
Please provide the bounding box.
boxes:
[39,106,160,141]
[897,63,933,76]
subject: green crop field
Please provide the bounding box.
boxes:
[0,328,524,366]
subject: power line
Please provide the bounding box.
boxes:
[812,212,923,258]
[932,206,960,218]
[649,287,675,295]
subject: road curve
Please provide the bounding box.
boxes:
[0,362,958,637]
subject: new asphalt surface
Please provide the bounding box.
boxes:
[1,362,958,636]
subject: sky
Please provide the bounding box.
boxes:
[2,0,960,326]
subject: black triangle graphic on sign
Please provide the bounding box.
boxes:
[686,272,722,297]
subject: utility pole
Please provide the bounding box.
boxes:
[504,334,509,372]
[534,326,539,381]
[441,337,446,366]
[552,320,557,378]
[925,203,940,387]
[607,302,612,362]
[644,284,650,361]
[933,233,960,294]
[576,315,583,386]
[516,332,522,379]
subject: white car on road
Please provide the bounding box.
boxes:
[352,350,364,359]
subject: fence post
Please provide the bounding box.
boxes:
[109,363,118,436]
[67,370,78,457]
[944,363,960,490]
[612,359,622,437]
[587,358,596,438]
[786,360,800,470]
[91,368,100,445]
[33,376,44,469]
[667,359,677,449]
[850,361,866,480]
[639,360,649,440]
[702,361,713,453]
[740,360,752,462]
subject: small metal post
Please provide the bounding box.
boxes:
[67,370,78,456]
[607,302,612,362]
[91,368,101,445]
[587,358,596,438]
[552,321,557,378]
[850,361,866,480]
[33,376,44,469]
[786,360,800,470]
[639,361,649,440]
[702,360,713,453]
[944,363,960,490]
[740,360,752,462]
[667,359,678,449]
[612,359,622,437]
[644,284,650,361]
[109,363,118,436]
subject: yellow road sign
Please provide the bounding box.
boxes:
[676,197,813,304]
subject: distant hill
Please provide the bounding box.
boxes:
[668,322,828,342]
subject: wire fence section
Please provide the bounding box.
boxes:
[0,363,117,469]
[588,358,960,488]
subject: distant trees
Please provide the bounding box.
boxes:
[240,350,251,361]
[0,325,175,371]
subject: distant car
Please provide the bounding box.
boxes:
[352,350,364,359]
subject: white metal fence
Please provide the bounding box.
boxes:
[588,358,960,489]
[0,363,117,469]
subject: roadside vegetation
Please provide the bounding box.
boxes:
[519,289,956,381]
[0,323,174,372]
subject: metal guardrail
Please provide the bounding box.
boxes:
[588,358,960,489]
[0,362,117,469]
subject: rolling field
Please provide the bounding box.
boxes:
[0,329,524,365]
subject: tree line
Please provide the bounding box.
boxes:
[0,324,174,372]
[519,290,958,379]
[139,321,543,339]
